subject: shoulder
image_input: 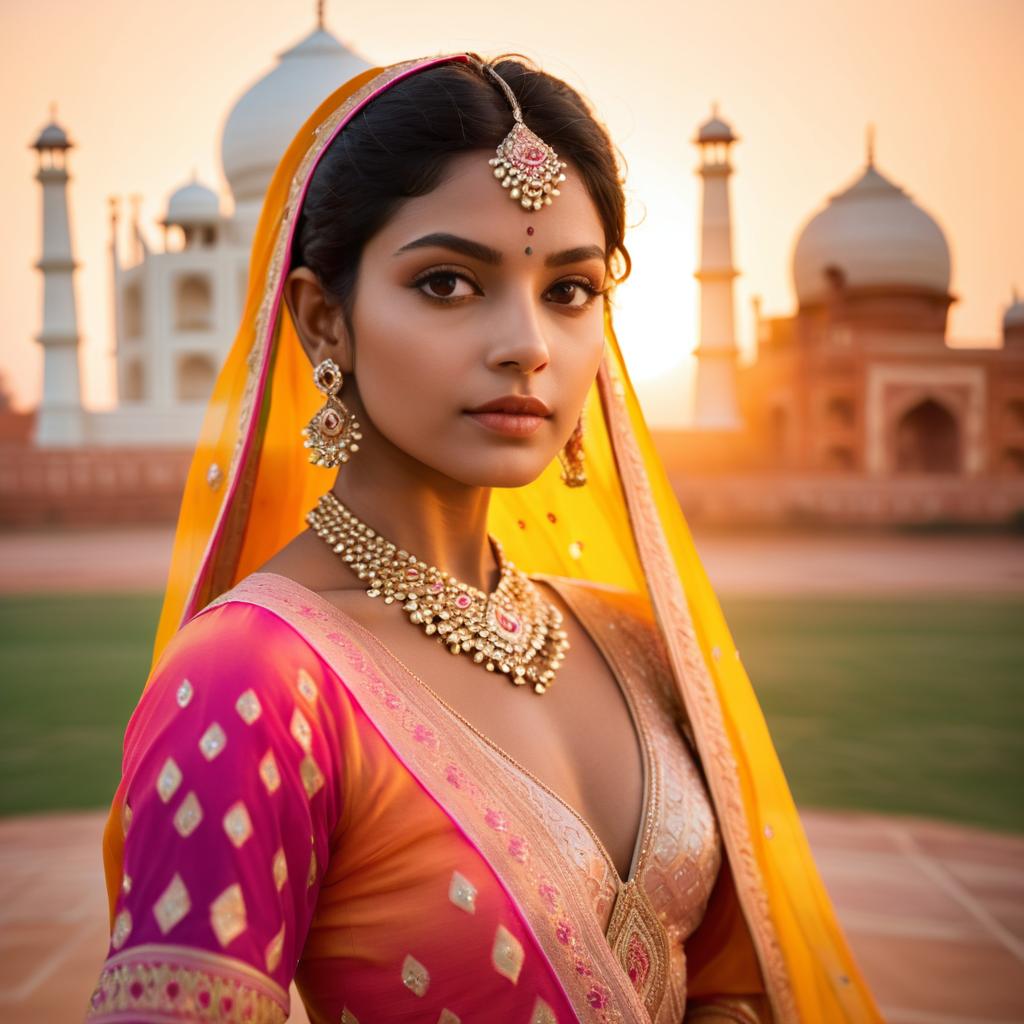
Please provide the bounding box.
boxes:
[126,584,353,770]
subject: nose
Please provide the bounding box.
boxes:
[487,289,551,374]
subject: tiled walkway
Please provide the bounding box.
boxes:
[1,809,1021,1023]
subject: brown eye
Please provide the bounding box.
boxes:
[416,270,476,301]
[548,280,598,308]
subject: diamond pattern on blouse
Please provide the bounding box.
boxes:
[265,920,285,973]
[290,707,312,752]
[155,756,182,803]
[110,909,132,951]
[259,749,281,794]
[153,872,191,935]
[447,870,477,914]
[296,667,318,704]
[340,1010,360,1024]
[491,924,524,984]
[437,1011,461,1024]
[299,753,325,798]
[210,882,247,948]
[175,678,194,707]
[173,791,203,838]
[530,997,558,1024]
[222,800,253,849]
[198,722,227,761]
[272,847,288,891]
[401,953,430,997]
[235,688,262,725]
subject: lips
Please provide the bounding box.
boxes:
[465,395,552,417]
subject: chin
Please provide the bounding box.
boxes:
[440,454,554,490]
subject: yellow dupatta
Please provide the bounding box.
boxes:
[101,53,882,1023]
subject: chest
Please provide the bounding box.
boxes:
[319,580,647,882]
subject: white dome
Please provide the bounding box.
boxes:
[220,26,371,205]
[792,162,952,305]
[164,178,220,226]
[32,119,71,150]
[695,111,737,144]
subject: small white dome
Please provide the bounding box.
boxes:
[32,119,71,150]
[220,26,371,205]
[792,162,952,305]
[695,107,737,144]
[164,178,220,226]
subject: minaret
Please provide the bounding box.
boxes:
[31,107,85,447]
[691,104,742,429]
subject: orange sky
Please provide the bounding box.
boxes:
[2,0,1021,427]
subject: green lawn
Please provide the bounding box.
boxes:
[1,592,1022,833]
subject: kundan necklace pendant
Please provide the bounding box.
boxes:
[306,491,569,693]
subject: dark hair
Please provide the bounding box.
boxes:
[291,54,632,335]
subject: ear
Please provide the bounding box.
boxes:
[282,267,354,373]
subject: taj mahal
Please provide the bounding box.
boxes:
[13,12,1024,526]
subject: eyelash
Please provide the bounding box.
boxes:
[411,265,606,311]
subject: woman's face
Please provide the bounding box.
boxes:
[321,150,608,489]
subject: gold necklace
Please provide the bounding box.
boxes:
[306,491,569,694]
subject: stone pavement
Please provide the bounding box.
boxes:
[1,809,1021,1023]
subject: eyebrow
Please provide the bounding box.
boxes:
[394,232,606,268]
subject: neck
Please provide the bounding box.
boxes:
[328,447,500,594]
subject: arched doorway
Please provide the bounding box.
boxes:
[894,398,960,473]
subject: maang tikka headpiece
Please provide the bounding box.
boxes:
[472,58,568,212]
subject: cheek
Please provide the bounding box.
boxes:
[352,300,473,423]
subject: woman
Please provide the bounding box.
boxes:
[86,53,881,1023]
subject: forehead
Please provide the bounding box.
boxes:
[371,150,605,253]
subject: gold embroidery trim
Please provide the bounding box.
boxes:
[86,942,288,1022]
[604,878,669,1017]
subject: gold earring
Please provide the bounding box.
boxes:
[558,416,586,487]
[302,358,362,468]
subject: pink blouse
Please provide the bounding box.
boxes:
[86,572,727,1023]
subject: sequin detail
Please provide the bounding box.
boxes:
[448,870,477,914]
[153,873,191,935]
[306,846,318,889]
[210,883,247,947]
[340,1011,359,1024]
[530,997,558,1024]
[111,909,132,950]
[173,791,203,838]
[223,801,254,848]
[437,1011,461,1024]
[176,679,194,707]
[259,749,281,794]
[290,708,312,752]
[235,689,262,725]
[401,953,430,996]
[272,847,288,891]
[296,667,318,703]
[265,922,285,972]
[491,924,524,983]
[199,722,227,761]
[299,754,325,798]
[156,757,183,803]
